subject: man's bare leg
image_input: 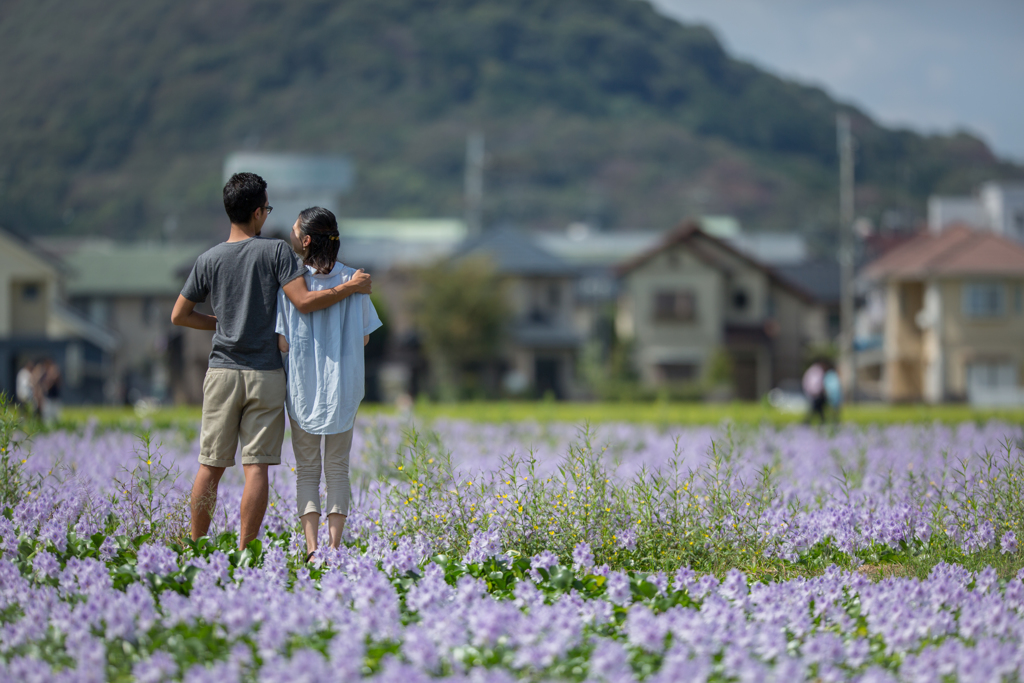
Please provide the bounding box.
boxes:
[239,463,270,550]
[300,512,319,555]
[327,513,347,549]
[191,464,226,541]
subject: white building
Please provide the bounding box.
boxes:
[223,152,355,236]
[928,180,1024,243]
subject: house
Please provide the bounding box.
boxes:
[452,230,583,399]
[223,152,355,238]
[857,225,1024,404]
[0,229,117,403]
[615,222,827,399]
[929,180,1024,243]
[37,238,211,404]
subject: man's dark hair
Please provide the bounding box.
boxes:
[297,206,340,274]
[223,172,268,224]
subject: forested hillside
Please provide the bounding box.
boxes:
[0,0,1020,241]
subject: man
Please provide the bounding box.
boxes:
[171,172,371,550]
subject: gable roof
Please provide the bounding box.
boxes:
[775,259,842,306]
[861,224,1024,281]
[616,221,817,304]
[39,240,209,297]
[0,227,63,278]
[453,229,573,277]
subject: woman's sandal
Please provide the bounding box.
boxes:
[305,550,315,563]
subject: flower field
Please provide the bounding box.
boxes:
[2,407,1024,682]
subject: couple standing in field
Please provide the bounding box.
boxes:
[171,172,381,559]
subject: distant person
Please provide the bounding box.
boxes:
[37,358,62,423]
[15,360,38,415]
[276,207,382,561]
[171,172,372,551]
[802,360,826,425]
[823,363,842,423]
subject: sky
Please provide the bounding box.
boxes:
[649,0,1024,162]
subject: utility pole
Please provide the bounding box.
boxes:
[464,131,484,237]
[837,112,856,401]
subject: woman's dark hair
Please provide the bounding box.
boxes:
[223,172,268,225]
[297,206,340,274]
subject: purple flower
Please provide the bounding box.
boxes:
[464,529,502,565]
[604,570,632,606]
[530,549,560,580]
[625,604,667,652]
[1000,530,1017,554]
[673,566,696,593]
[572,542,594,572]
[133,652,178,683]
[32,550,60,580]
[136,542,179,576]
[614,527,637,551]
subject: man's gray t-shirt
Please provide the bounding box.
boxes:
[181,237,305,371]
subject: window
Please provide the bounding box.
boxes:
[733,288,749,311]
[967,363,1017,389]
[653,290,696,322]
[962,282,1005,318]
[547,284,561,308]
[21,284,39,301]
[658,363,697,382]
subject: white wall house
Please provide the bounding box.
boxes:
[928,180,1024,244]
[223,152,355,237]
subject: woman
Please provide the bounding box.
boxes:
[276,207,382,559]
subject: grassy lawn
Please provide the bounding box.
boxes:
[56,400,1024,431]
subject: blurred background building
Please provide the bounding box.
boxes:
[2,0,1023,408]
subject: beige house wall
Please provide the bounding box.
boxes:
[882,281,925,401]
[620,238,826,393]
[941,277,1024,398]
[877,276,1024,402]
[772,287,819,385]
[621,248,724,385]
[0,235,60,337]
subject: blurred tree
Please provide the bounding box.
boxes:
[413,256,508,401]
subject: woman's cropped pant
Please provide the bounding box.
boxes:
[289,418,352,518]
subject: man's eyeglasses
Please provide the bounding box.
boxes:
[263,205,274,214]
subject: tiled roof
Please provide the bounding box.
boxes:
[775,259,841,305]
[861,225,1024,280]
[453,229,573,276]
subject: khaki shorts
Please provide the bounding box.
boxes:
[198,368,285,467]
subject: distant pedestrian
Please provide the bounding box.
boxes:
[15,360,38,415]
[823,364,842,423]
[276,207,382,560]
[171,172,371,551]
[37,358,62,423]
[802,360,826,425]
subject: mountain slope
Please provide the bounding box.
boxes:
[0,0,1019,241]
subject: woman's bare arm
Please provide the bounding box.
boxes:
[282,269,372,314]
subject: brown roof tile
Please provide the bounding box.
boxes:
[862,225,1024,280]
